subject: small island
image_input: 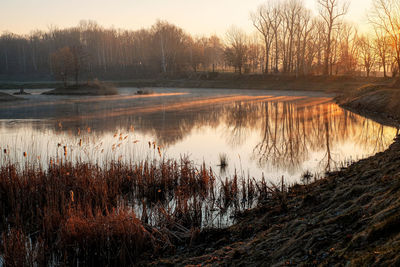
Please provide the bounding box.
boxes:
[41,46,118,96]
[43,80,118,96]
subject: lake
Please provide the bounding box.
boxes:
[0,87,397,184]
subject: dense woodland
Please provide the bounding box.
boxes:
[0,0,399,81]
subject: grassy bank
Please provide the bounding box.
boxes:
[118,75,387,93]
[0,74,388,93]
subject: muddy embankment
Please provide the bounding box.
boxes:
[336,82,400,127]
[147,84,400,266]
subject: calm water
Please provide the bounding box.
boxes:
[0,88,397,184]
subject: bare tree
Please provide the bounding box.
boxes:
[70,45,88,86]
[336,23,359,75]
[358,35,376,77]
[51,47,73,87]
[151,20,189,74]
[373,28,391,77]
[317,0,349,76]
[251,3,275,73]
[295,8,314,76]
[206,35,224,72]
[187,37,205,72]
[225,26,248,74]
[369,0,400,76]
[270,2,282,73]
[281,0,303,73]
[247,34,264,73]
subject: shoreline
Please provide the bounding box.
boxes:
[336,86,400,128]
[0,75,389,92]
[146,86,400,265]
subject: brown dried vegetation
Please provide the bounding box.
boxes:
[0,157,287,265]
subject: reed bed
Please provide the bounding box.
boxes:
[0,155,298,265]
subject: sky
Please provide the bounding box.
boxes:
[0,0,373,36]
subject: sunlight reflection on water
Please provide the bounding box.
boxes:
[0,88,397,184]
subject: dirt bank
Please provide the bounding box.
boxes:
[148,138,400,266]
[336,84,400,127]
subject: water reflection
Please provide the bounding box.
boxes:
[0,90,397,183]
[250,101,386,173]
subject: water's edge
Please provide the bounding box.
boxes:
[146,89,400,265]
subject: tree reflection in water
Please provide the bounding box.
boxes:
[0,95,397,182]
[251,99,395,174]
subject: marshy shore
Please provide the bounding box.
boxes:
[0,76,399,266]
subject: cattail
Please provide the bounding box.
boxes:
[77,128,81,135]
[148,141,151,148]
[70,190,74,202]
[3,149,6,154]
[79,139,82,147]
[23,152,27,157]
[87,127,91,133]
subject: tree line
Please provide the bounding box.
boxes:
[0,0,399,81]
[0,20,226,81]
[248,0,400,77]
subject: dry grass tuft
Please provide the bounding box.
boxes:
[0,157,293,265]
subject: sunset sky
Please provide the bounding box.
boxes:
[1,0,372,36]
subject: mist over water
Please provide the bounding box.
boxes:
[0,88,397,184]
